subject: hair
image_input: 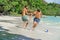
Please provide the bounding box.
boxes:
[24,5,27,8]
[24,5,28,9]
[37,9,40,12]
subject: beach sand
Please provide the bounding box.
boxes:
[0,16,60,40]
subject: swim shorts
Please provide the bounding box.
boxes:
[34,18,40,23]
[22,15,28,21]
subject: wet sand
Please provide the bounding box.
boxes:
[0,16,60,40]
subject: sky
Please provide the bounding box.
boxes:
[44,0,60,4]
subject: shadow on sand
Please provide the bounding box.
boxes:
[0,26,41,40]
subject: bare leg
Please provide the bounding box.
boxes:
[25,22,28,27]
[24,21,28,29]
[23,22,26,28]
[32,22,37,30]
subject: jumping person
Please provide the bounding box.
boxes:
[31,9,42,30]
[22,6,29,28]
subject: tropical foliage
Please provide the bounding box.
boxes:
[0,0,60,16]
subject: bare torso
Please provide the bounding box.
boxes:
[22,8,28,16]
[35,11,42,19]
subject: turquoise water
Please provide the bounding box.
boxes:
[39,16,60,28]
[41,16,60,23]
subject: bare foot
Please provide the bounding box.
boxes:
[23,26,27,29]
[30,29,34,32]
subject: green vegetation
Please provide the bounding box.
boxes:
[0,0,60,16]
[10,12,21,16]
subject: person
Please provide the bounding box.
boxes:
[31,9,42,30]
[28,11,33,20]
[22,6,29,28]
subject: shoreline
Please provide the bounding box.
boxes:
[0,16,60,40]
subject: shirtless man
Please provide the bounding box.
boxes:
[31,9,42,30]
[22,6,29,28]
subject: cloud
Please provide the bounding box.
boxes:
[54,0,60,4]
[45,0,60,4]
